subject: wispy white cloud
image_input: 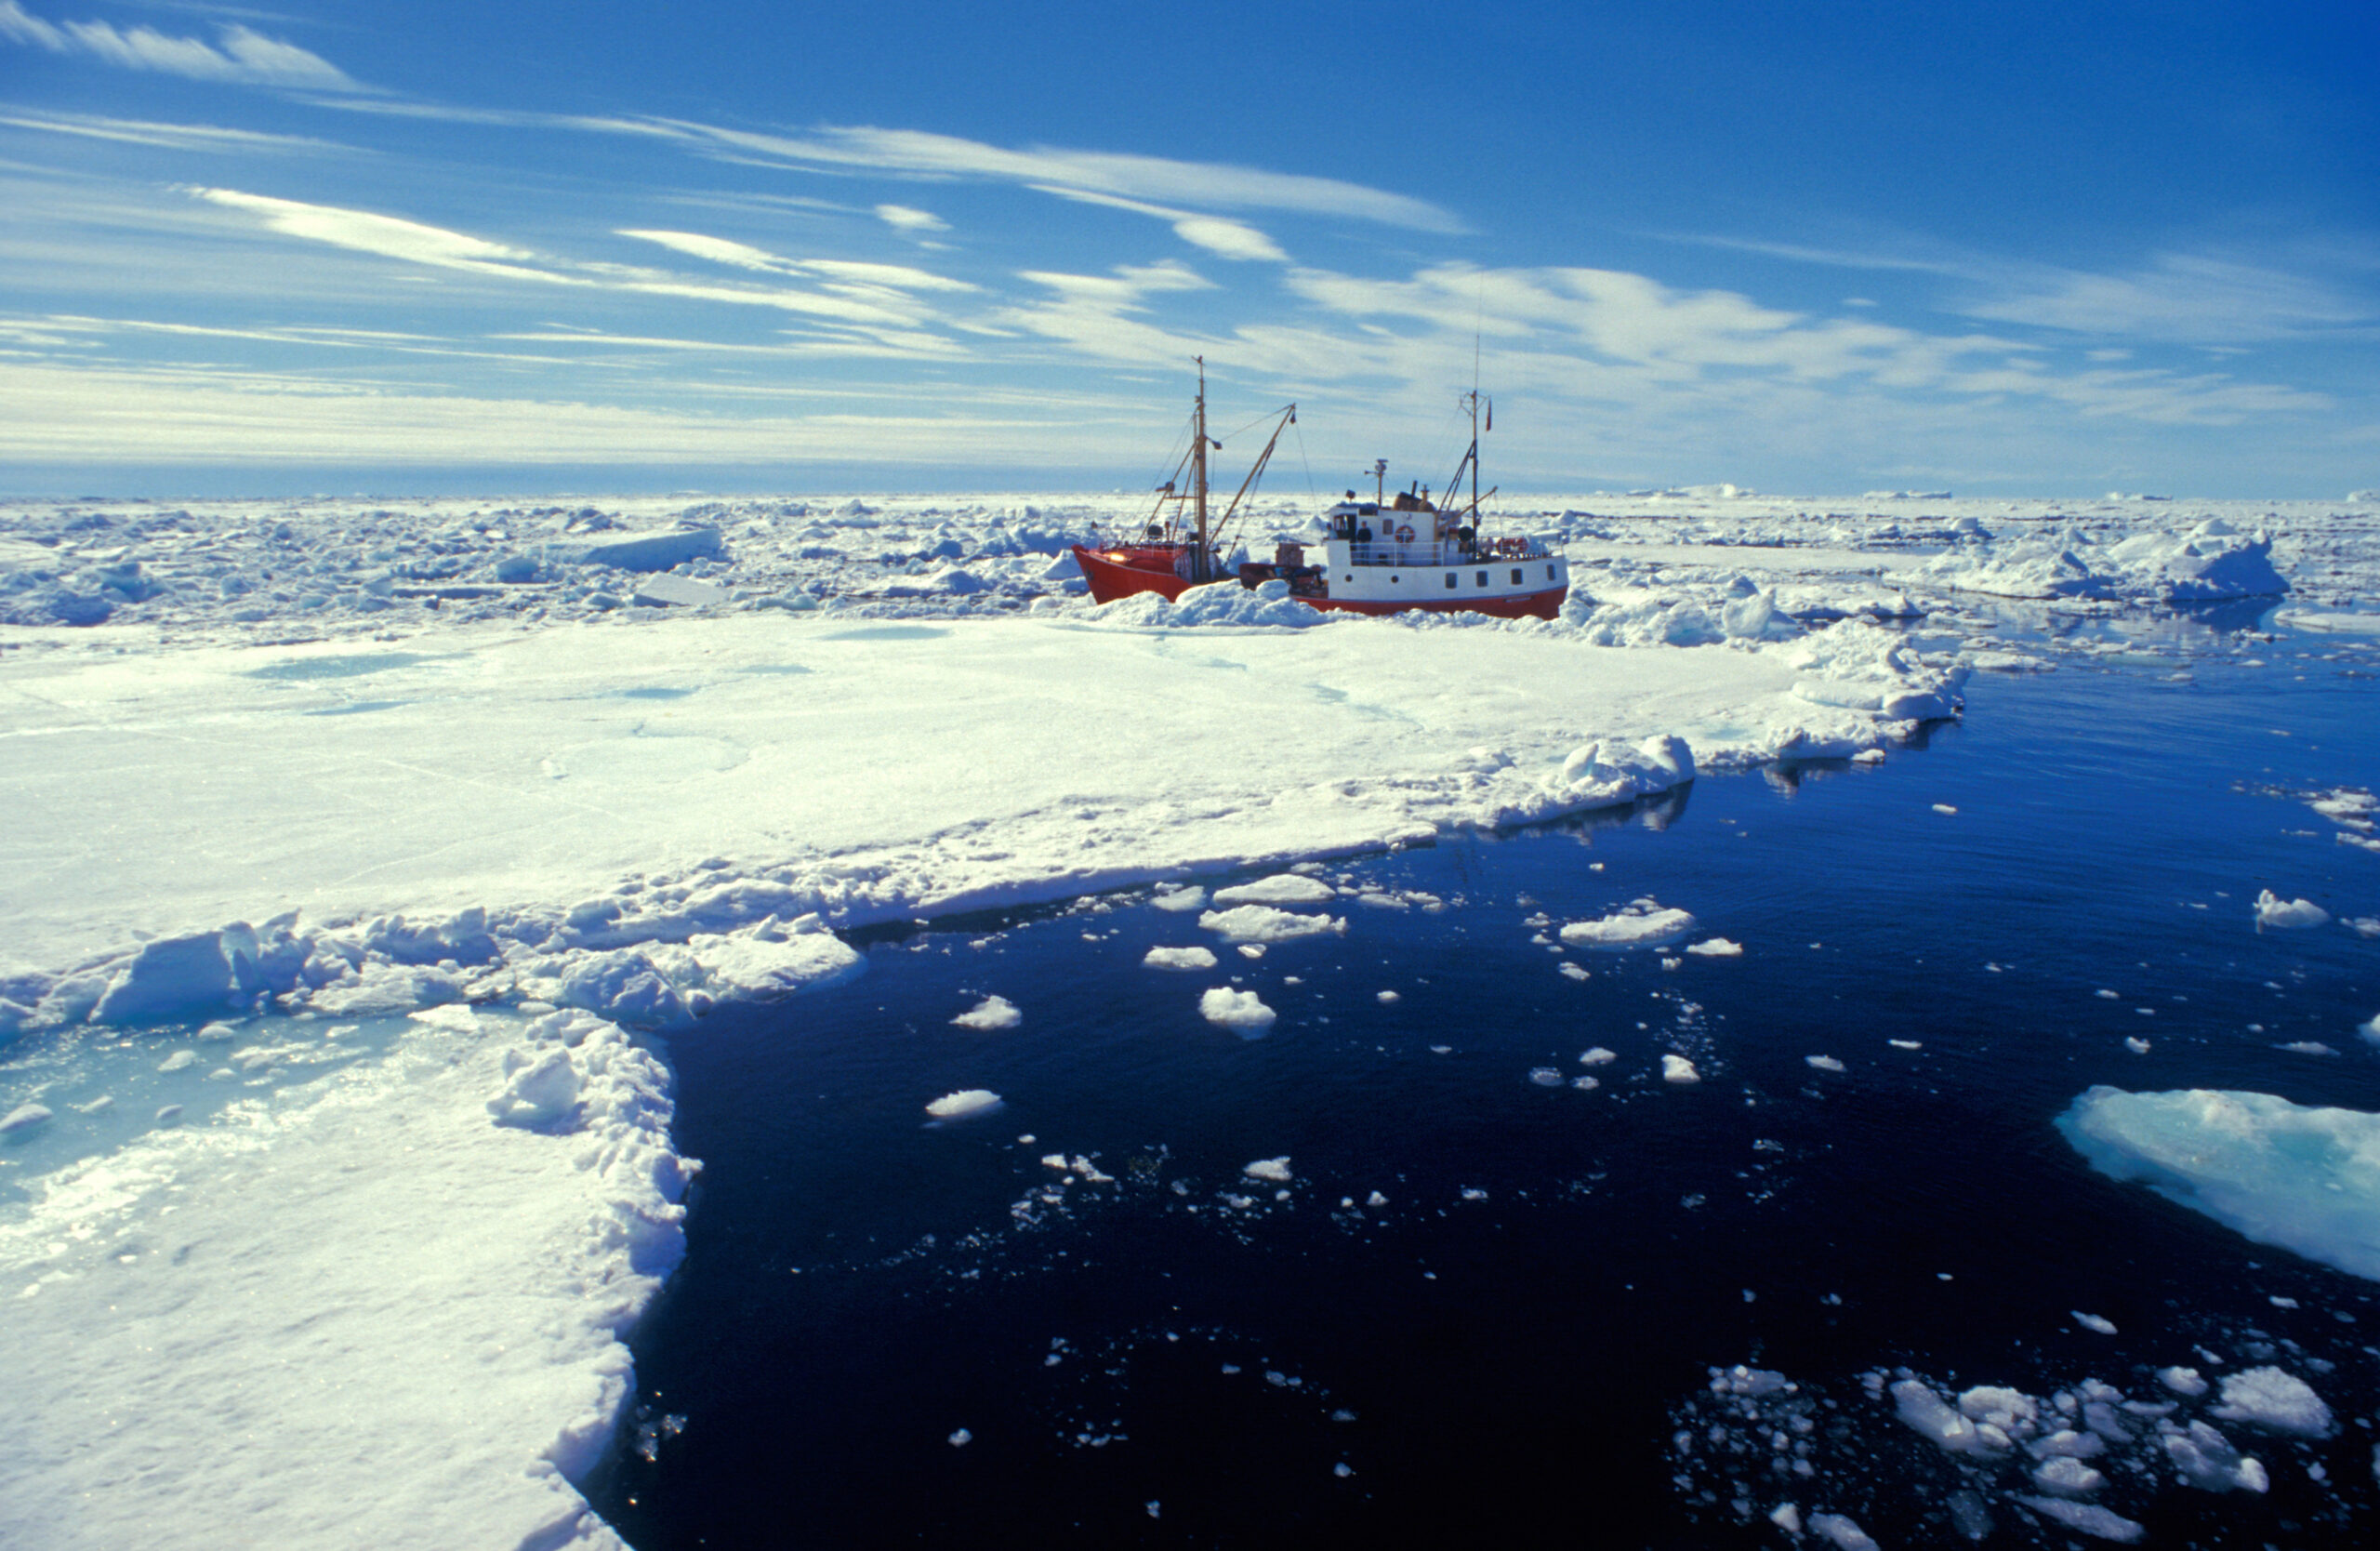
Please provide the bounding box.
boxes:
[1960,254,2378,343]
[1032,185,1288,262]
[615,230,977,293]
[1666,228,2377,345]
[0,359,1112,465]
[0,1,360,90]
[647,120,1461,233]
[875,203,946,233]
[0,107,339,152]
[192,189,969,331]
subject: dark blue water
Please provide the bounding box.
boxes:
[593,621,2380,1548]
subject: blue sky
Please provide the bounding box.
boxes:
[2,0,2374,496]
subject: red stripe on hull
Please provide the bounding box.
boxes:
[1306,587,1567,620]
[1071,545,1567,620]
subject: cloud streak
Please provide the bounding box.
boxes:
[0,1,360,90]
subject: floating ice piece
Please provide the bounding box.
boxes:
[1150,887,1208,913]
[1889,1039,1922,1050]
[1661,1054,1700,1084]
[2073,1310,2117,1334]
[2158,1366,2208,1396]
[1573,1076,1600,1091]
[1366,1191,1387,1207]
[157,1050,198,1072]
[2165,1419,2268,1492]
[2358,1011,2380,1047]
[1210,874,1336,907]
[1768,1504,1801,1534]
[2056,1086,2380,1282]
[1243,1157,1292,1183]
[1461,1187,1488,1201]
[1932,802,1958,815]
[88,930,245,1026]
[1143,946,1217,971]
[2281,1041,2336,1055]
[1197,905,1344,944]
[0,1103,53,1138]
[2016,1496,2142,1543]
[1684,938,1741,957]
[1805,1054,1845,1073]
[1891,1378,1987,1453]
[925,1090,1004,1121]
[951,995,1022,1030]
[1376,989,1399,1004]
[2124,1037,2150,1054]
[2210,1366,2332,1437]
[2032,1456,2104,1494]
[2254,890,2329,930]
[1580,1047,1617,1066]
[1557,961,1590,981]
[948,1428,972,1447]
[1806,1510,1880,1550]
[1199,988,1276,1031]
[1560,898,1695,948]
[1528,1067,1564,1086]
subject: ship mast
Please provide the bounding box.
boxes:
[1191,357,1211,582]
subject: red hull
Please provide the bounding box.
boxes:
[1073,545,1565,620]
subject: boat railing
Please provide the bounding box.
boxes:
[1344,538,1552,567]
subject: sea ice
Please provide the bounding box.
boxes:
[1143,946,1217,971]
[2016,1496,2143,1542]
[1683,938,1742,957]
[1528,1067,1564,1086]
[1805,1510,1880,1550]
[1805,1055,1845,1073]
[1661,1054,1700,1084]
[1199,988,1276,1031]
[2253,890,2330,930]
[2164,1419,2268,1492]
[924,1090,1004,1121]
[1197,905,1344,944]
[1210,874,1336,907]
[1579,1047,1617,1065]
[0,1102,53,1138]
[951,995,1022,1030]
[1560,898,1696,948]
[2209,1366,2333,1437]
[1243,1158,1292,1183]
[1150,887,1209,913]
[2073,1311,2117,1334]
[2057,1086,2380,1282]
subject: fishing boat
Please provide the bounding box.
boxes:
[1072,368,1568,619]
[1071,358,1295,605]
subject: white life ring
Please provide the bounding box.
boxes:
[1395,524,1416,544]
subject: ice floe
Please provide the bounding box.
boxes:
[924,1089,1005,1122]
[1142,946,1218,971]
[1198,988,1276,1032]
[1560,899,1696,948]
[2057,1086,2380,1281]
[2253,890,2331,930]
[1198,905,1345,944]
[950,994,1023,1030]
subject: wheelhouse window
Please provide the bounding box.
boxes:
[1510,567,1524,585]
[1547,564,1557,580]
[1445,572,1458,589]
[1475,570,1488,586]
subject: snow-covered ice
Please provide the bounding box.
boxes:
[0,1004,687,1550]
[1198,988,1276,1032]
[924,1089,1005,1121]
[2057,1086,2380,1281]
[1242,1157,1292,1183]
[1142,946,1218,971]
[1198,906,1345,945]
[1209,874,1338,907]
[950,994,1023,1030]
[2253,890,2331,930]
[1559,898,1696,948]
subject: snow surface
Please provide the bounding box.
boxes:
[1560,898,1697,948]
[1197,988,1276,1032]
[1142,946,1218,971]
[0,1004,686,1550]
[2057,1086,2380,1282]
